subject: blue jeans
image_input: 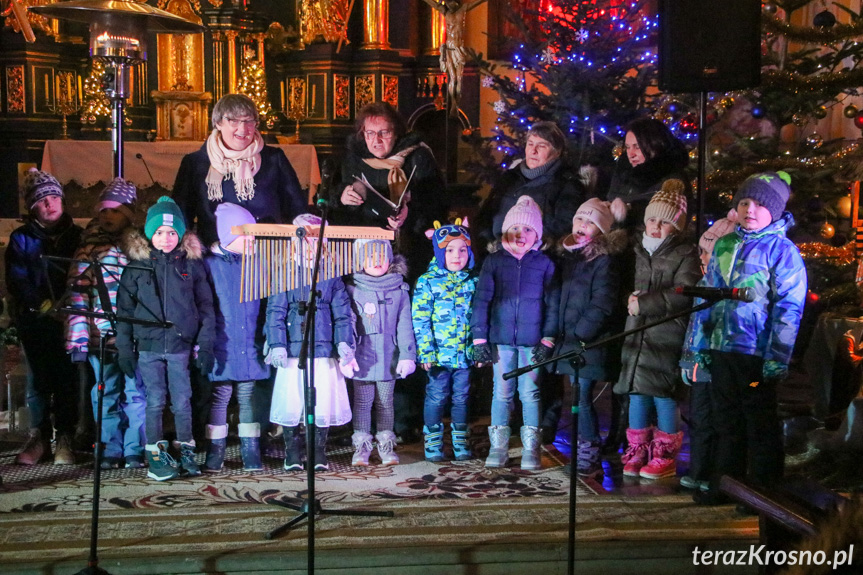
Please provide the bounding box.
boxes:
[209,380,257,426]
[138,351,193,443]
[577,378,600,442]
[423,367,470,427]
[629,393,679,433]
[491,345,540,428]
[90,354,146,458]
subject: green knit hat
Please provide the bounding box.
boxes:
[145,196,186,240]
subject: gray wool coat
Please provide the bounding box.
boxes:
[346,256,417,382]
[614,233,702,399]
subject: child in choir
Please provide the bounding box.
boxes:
[471,196,557,470]
[346,239,417,466]
[264,213,355,472]
[66,177,146,469]
[614,182,701,480]
[117,197,215,481]
[683,172,807,505]
[412,220,478,462]
[202,204,271,472]
[555,197,628,476]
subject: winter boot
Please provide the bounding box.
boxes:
[53,434,76,465]
[576,440,602,477]
[485,425,511,468]
[175,439,201,476]
[451,423,472,461]
[621,427,653,477]
[423,424,445,462]
[351,432,373,466]
[16,428,50,465]
[238,422,263,471]
[375,430,399,466]
[204,424,228,473]
[639,430,684,480]
[520,426,542,470]
[313,427,329,471]
[146,440,179,481]
[283,426,303,471]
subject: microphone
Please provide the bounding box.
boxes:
[674,286,756,302]
[316,157,335,207]
[135,153,156,186]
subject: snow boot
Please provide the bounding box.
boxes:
[451,423,472,460]
[351,431,373,466]
[640,430,684,480]
[621,427,653,477]
[53,434,76,465]
[520,426,542,470]
[204,424,228,473]
[146,440,179,481]
[576,440,602,477]
[423,424,445,462]
[485,425,511,468]
[239,422,263,471]
[313,427,329,471]
[283,426,303,471]
[375,430,399,466]
[175,439,201,476]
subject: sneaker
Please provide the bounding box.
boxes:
[53,435,76,465]
[124,455,146,469]
[100,456,122,470]
[679,475,710,491]
[16,429,49,465]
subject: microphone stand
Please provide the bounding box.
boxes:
[504,300,716,575]
[263,201,394,575]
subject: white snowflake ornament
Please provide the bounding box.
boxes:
[493,99,507,114]
[481,76,495,88]
[541,46,556,65]
[577,28,589,44]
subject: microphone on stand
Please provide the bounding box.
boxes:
[135,153,156,187]
[674,286,756,302]
[315,157,335,208]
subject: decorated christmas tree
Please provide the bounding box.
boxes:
[79,59,111,124]
[237,57,279,129]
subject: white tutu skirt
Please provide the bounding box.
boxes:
[270,358,352,428]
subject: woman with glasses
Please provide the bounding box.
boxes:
[172,93,306,248]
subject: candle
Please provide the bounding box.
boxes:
[55,75,60,104]
[44,74,49,104]
[67,74,73,102]
[280,80,285,111]
[311,84,316,112]
[77,75,82,102]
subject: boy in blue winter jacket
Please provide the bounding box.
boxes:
[412,220,478,462]
[682,172,807,505]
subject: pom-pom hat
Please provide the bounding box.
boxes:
[731,171,791,223]
[699,209,738,255]
[23,168,64,210]
[644,180,688,230]
[572,197,627,235]
[145,196,186,240]
[98,177,137,222]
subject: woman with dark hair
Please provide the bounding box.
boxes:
[474,121,591,252]
[606,117,689,228]
[172,93,307,247]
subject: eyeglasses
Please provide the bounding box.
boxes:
[223,117,258,128]
[363,129,394,140]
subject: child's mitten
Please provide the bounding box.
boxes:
[265,347,288,368]
[531,343,552,363]
[396,359,416,379]
[762,360,789,381]
[340,358,359,378]
[472,342,492,364]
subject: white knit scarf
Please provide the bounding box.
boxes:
[205,129,264,202]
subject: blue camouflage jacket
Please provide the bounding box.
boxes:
[411,259,478,369]
[683,212,807,365]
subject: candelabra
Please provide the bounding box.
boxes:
[285,77,307,144]
[48,72,80,139]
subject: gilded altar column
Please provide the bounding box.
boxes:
[425,8,444,55]
[253,33,267,67]
[362,0,390,50]
[225,30,239,94]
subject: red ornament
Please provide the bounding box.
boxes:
[678,114,698,134]
[807,291,820,303]
[855,111,863,129]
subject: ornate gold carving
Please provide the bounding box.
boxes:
[334,74,350,120]
[151,90,212,140]
[362,0,389,50]
[4,0,55,40]
[382,75,398,108]
[354,74,374,116]
[156,1,204,93]
[301,0,350,45]
[206,0,221,8]
[158,0,200,12]
[6,65,24,113]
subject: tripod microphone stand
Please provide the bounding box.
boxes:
[263,202,394,574]
[504,300,717,575]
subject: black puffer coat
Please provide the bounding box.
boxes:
[614,234,702,399]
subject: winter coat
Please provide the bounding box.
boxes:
[66,219,135,354]
[606,142,689,228]
[5,213,82,322]
[412,259,478,369]
[475,160,591,246]
[470,247,558,347]
[346,256,416,381]
[172,144,307,247]
[614,234,702,398]
[116,231,215,356]
[264,267,355,360]
[204,247,270,382]
[552,229,628,380]
[683,213,807,365]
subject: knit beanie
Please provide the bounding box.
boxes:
[573,197,627,235]
[215,202,255,247]
[23,168,64,210]
[145,196,186,240]
[430,220,474,270]
[354,238,393,269]
[731,171,791,223]
[98,177,137,223]
[644,180,688,230]
[502,195,543,240]
[698,209,738,255]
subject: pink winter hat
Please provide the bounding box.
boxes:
[698,209,738,255]
[573,197,627,235]
[502,195,543,239]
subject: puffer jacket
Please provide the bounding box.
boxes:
[470,246,558,347]
[552,228,628,380]
[204,247,270,382]
[116,230,215,356]
[683,212,807,365]
[346,255,416,381]
[66,219,136,354]
[412,259,478,369]
[614,234,702,398]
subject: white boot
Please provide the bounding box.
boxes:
[375,430,400,466]
[351,431,373,466]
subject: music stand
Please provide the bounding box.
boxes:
[263,203,394,574]
[504,300,716,575]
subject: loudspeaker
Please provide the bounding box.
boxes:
[658,0,761,93]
